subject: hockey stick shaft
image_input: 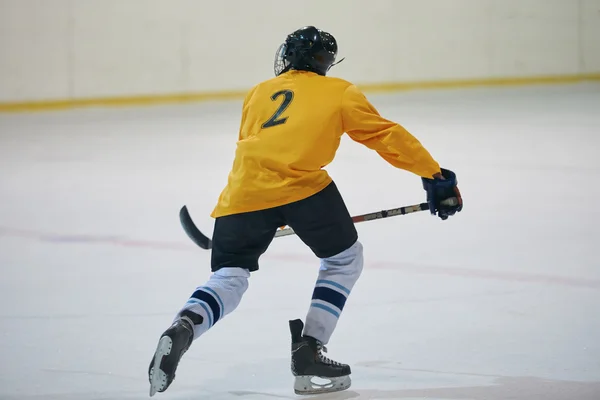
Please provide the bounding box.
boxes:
[272,203,429,238]
[180,202,431,249]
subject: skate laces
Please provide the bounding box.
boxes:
[316,343,344,367]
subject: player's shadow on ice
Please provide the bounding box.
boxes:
[308,376,600,400]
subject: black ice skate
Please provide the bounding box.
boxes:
[289,319,351,395]
[148,311,199,396]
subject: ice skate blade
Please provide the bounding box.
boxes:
[293,375,351,395]
[149,336,173,397]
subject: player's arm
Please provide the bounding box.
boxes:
[341,84,462,219]
[341,84,441,179]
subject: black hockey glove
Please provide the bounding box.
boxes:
[422,168,463,220]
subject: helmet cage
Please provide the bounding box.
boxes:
[274,42,291,76]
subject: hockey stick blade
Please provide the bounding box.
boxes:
[179,206,212,249]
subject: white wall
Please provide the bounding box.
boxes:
[582,0,600,72]
[1,0,599,103]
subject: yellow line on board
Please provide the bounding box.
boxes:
[358,73,600,93]
[0,90,247,113]
[1,73,599,113]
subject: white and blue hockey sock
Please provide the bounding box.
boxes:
[303,241,364,345]
[177,267,250,339]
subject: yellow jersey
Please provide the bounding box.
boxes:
[211,70,441,218]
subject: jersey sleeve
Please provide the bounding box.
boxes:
[341,84,441,178]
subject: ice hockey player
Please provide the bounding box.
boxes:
[148,25,462,396]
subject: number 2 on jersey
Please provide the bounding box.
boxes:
[261,90,294,129]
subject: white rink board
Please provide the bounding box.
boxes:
[1,0,600,102]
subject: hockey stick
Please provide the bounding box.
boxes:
[179,200,452,250]
[179,206,213,249]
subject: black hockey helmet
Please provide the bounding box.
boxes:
[274,26,343,76]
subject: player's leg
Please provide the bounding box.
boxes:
[281,181,362,394]
[148,208,283,396]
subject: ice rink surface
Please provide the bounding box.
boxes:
[1,83,599,400]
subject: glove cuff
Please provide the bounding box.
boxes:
[422,168,458,190]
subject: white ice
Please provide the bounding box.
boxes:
[1,83,599,400]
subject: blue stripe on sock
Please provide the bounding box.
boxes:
[311,302,340,318]
[316,279,351,295]
[200,286,224,315]
[312,286,347,311]
[185,298,213,327]
[191,289,222,324]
